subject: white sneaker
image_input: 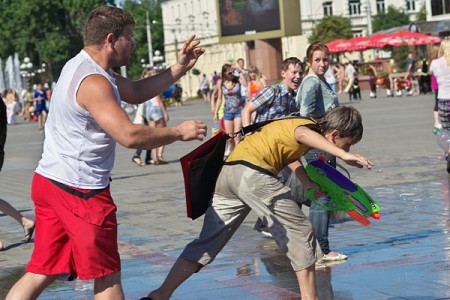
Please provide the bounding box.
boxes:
[319,252,348,261]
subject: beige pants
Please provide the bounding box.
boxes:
[180,164,322,271]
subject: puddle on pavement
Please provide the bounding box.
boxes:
[1,178,448,299]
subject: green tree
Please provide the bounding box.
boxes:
[0,0,157,83]
[123,0,163,80]
[372,5,410,33]
[0,0,104,83]
[308,16,353,44]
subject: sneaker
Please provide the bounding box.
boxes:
[315,259,347,270]
[253,222,273,238]
[319,252,348,262]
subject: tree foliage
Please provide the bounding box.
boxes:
[0,0,163,83]
[123,0,164,80]
[372,5,410,33]
[308,16,353,44]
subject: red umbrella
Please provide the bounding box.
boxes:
[367,33,395,48]
[326,39,352,54]
[369,31,441,48]
[346,36,373,52]
[326,37,373,53]
[396,31,441,46]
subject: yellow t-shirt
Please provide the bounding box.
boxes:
[225,118,320,176]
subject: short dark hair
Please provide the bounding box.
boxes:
[281,57,302,71]
[316,106,363,143]
[84,6,135,46]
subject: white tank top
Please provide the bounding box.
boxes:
[36,50,121,188]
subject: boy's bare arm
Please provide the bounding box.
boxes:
[295,126,373,169]
[288,160,325,198]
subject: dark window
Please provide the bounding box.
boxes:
[431,0,450,15]
[406,0,416,11]
[323,1,333,16]
[349,0,361,15]
[377,0,385,13]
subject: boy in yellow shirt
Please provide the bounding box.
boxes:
[143,106,373,300]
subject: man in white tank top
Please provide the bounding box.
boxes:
[7,6,206,300]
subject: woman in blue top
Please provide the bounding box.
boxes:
[214,63,247,154]
[295,41,345,262]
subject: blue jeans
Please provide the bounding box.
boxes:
[134,149,152,161]
[304,149,336,255]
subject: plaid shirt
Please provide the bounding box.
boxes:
[252,82,297,123]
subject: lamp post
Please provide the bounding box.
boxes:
[20,57,47,89]
[141,50,164,71]
[141,58,151,69]
[153,50,164,69]
[365,0,375,60]
[146,11,154,68]
[20,57,35,89]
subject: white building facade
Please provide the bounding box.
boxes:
[160,0,425,97]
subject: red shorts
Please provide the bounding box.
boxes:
[26,173,120,280]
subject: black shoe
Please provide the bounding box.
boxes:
[254,219,272,238]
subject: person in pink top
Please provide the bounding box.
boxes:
[430,48,441,130]
[430,39,450,173]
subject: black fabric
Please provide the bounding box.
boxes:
[49,178,107,200]
[0,97,7,171]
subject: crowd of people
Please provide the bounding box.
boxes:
[1,83,52,131]
[1,4,449,300]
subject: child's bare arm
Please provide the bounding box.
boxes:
[295,126,374,169]
[288,160,325,198]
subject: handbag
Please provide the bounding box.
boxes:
[180,130,229,219]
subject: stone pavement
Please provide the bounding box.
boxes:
[0,91,449,299]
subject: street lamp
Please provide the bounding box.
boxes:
[141,58,151,69]
[141,50,164,70]
[20,57,35,88]
[153,50,164,69]
[20,58,47,89]
[37,63,46,75]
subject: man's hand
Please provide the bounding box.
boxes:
[176,120,207,141]
[177,35,205,72]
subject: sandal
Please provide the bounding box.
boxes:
[132,156,145,166]
[158,156,168,164]
[146,159,155,165]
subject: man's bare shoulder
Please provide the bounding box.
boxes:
[77,74,116,110]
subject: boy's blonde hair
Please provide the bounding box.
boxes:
[316,106,363,143]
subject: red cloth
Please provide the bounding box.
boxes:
[26,173,120,280]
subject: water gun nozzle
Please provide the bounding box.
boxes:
[370,212,381,219]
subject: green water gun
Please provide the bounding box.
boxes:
[305,156,380,226]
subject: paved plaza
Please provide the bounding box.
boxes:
[0,91,449,299]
